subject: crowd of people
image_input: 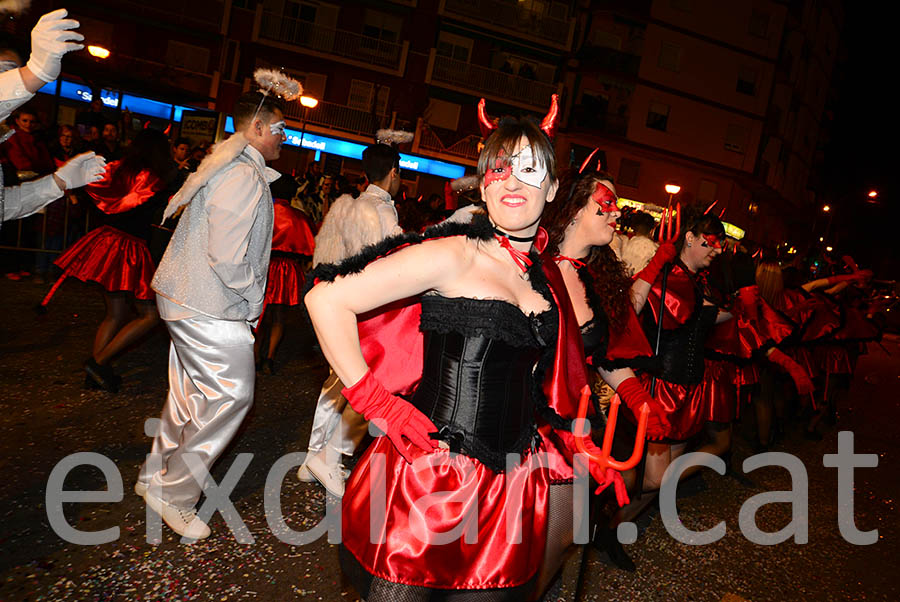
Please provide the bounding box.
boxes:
[0,8,886,602]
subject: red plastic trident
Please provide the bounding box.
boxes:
[573,385,649,472]
[656,202,681,243]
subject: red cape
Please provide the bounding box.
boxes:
[86,161,163,214]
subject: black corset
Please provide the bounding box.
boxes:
[411,295,554,471]
[651,305,718,385]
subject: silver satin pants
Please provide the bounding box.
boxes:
[306,369,368,457]
[138,316,255,509]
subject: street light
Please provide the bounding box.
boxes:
[87,45,110,59]
[826,246,833,252]
[664,184,681,195]
[868,190,878,199]
[822,205,831,212]
[298,95,319,150]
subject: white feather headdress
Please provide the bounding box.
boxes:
[253,68,303,101]
[0,0,31,14]
[376,129,414,145]
[450,175,480,192]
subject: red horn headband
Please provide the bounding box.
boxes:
[579,147,602,174]
[477,98,497,139]
[540,94,560,139]
[477,94,560,140]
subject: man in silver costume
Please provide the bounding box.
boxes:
[296,143,403,497]
[135,92,286,540]
[1,9,106,225]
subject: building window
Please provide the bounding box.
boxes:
[284,0,317,22]
[658,42,682,72]
[165,40,210,73]
[725,124,748,153]
[348,80,389,114]
[749,9,769,38]
[646,101,669,131]
[363,9,402,43]
[736,66,757,96]
[698,179,718,203]
[671,0,692,12]
[437,31,473,62]
[618,158,641,188]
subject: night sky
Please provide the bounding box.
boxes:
[824,2,899,278]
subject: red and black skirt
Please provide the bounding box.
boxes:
[263,254,305,306]
[52,225,155,300]
[341,437,551,591]
[637,372,706,441]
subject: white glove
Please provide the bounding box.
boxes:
[55,152,107,190]
[26,9,85,83]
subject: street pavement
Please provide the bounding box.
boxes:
[0,277,897,601]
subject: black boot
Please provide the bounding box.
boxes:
[593,526,636,572]
[84,358,121,393]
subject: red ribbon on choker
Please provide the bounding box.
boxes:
[495,235,533,273]
[554,255,585,269]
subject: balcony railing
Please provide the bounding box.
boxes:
[283,100,389,138]
[257,11,407,72]
[428,52,559,110]
[442,0,574,49]
[418,126,481,162]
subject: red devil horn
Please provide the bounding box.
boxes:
[539,94,560,139]
[719,207,726,219]
[579,148,600,174]
[703,200,718,215]
[477,98,497,139]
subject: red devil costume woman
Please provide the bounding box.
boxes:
[42,130,175,391]
[254,178,315,372]
[305,98,637,601]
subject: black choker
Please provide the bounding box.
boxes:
[493,228,535,243]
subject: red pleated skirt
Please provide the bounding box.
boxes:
[341,436,551,590]
[702,359,739,423]
[263,255,305,306]
[814,345,852,375]
[637,372,706,441]
[53,225,155,300]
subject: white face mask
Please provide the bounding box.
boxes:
[268,120,286,137]
[484,144,549,190]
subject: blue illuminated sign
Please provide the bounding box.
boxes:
[39,80,120,107]
[38,80,202,122]
[224,116,466,179]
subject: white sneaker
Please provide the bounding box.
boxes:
[134,481,147,497]
[305,452,348,497]
[143,491,211,540]
[296,463,317,483]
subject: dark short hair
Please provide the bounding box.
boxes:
[233,91,284,130]
[476,116,556,184]
[174,137,191,147]
[362,143,400,183]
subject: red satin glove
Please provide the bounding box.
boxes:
[767,348,814,395]
[557,428,630,506]
[616,376,670,440]
[341,369,438,463]
[737,285,760,323]
[827,271,871,285]
[635,242,676,285]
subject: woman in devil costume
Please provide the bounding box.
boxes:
[254,177,315,373]
[536,163,662,577]
[42,129,175,391]
[306,98,629,601]
[626,206,731,492]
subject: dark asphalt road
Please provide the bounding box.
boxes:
[0,277,897,601]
